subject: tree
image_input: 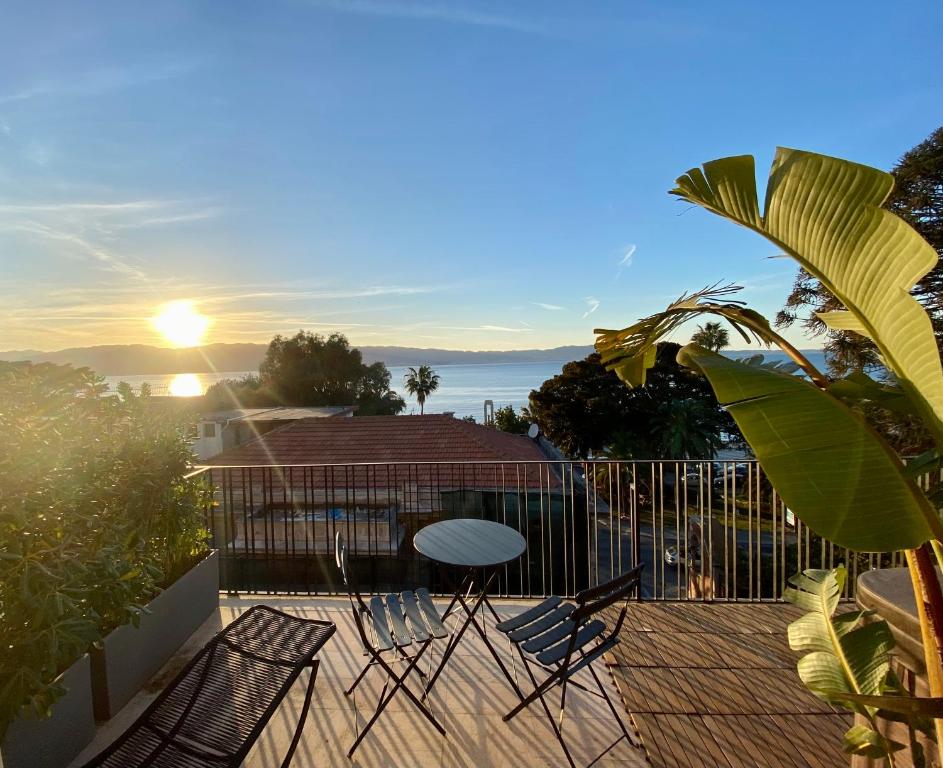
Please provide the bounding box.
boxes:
[356,362,407,416]
[649,398,724,458]
[527,343,737,459]
[203,332,404,415]
[494,405,530,435]
[777,126,943,373]
[690,321,729,352]
[403,365,440,414]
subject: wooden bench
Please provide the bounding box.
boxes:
[81,605,335,767]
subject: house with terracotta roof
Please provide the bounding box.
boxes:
[193,405,356,460]
[201,415,587,592]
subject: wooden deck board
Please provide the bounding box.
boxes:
[609,603,852,768]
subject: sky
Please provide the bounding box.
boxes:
[1,1,941,353]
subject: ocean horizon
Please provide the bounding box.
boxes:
[103,349,829,421]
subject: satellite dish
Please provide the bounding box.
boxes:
[527,423,539,440]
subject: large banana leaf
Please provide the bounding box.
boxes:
[785,568,892,700]
[671,149,943,443]
[677,345,942,550]
[783,565,924,758]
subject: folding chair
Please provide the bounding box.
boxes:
[495,565,644,768]
[334,532,450,758]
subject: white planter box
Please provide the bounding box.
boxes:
[90,550,219,720]
[1,654,96,768]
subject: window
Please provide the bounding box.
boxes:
[203,422,217,438]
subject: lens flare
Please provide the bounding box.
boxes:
[152,300,209,348]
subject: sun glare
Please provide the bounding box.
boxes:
[169,373,204,397]
[152,301,210,348]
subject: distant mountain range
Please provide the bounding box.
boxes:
[0,343,598,375]
[0,342,828,376]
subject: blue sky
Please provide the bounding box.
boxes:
[1,1,941,352]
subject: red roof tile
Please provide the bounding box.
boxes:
[205,415,548,466]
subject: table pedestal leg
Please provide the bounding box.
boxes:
[423,568,522,700]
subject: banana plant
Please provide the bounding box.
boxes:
[784,566,937,763]
[595,148,943,763]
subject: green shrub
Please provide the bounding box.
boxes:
[0,362,209,741]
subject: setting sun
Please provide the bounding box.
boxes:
[152,301,210,348]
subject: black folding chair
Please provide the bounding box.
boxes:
[494,565,644,768]
[334,532,450,758]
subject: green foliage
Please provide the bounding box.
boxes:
[690,321,729,352]
[493,405,530,435]
[528,344,738,459]
[671,149,943,442]
[203,332,405,415]
[784,567,929,760]
[676,346,938,551]
[403,365,440,415]
[0,362,210,740]
[595,145,943,764]
[778,126,943,376]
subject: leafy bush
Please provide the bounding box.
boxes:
[0,362,209,741]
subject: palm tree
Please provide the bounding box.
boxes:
[403,365,440,415]
[649,399,722,459]
[690,321,729,352]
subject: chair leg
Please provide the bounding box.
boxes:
[346,656,375,696]
[559,678,568,726]
[587,660,636,748]
[511,646,575,768]
[280,661,319,768]
[397,644,427,679]
[348,641,444,758]
[503,663,562,723]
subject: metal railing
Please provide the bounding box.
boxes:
[192,460,901,601]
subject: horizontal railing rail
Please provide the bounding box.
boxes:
[190,459,901,601]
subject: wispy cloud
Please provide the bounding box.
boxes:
[113,207,223,229]
[616,243,636,278]
[200,285,445,304]
[0,200,176,214]
[480,324,532,333]
[439,324,533,333]
[300,0,546,33]
[0,277,454,349]
[581,296,600,319]
[531,301,566,311]
[0,221,145,277]
[0,60,199,105]
[0,198,222,276]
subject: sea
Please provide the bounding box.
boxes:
[103,361,569,421]
[102,349,829,421]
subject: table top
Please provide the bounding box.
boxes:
[413,519,526,568]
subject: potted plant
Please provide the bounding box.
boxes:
[596,147,943,765]
[89,477,217,719]
[84,383,217,720]
[0,366,214,767]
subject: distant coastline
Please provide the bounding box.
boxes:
[0,342,827,377]
[0,342,597,375]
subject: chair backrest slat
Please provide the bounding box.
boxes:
[571,565,643,627]
[574,564,642,606]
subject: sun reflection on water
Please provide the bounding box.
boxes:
[169,373,204,397]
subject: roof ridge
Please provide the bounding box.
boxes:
[452,417,527,461]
